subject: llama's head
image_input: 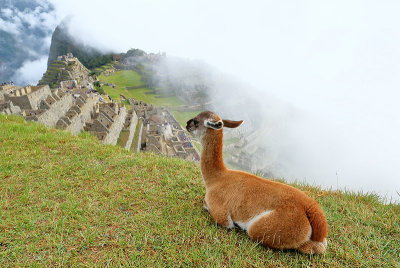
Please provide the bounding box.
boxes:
[186,111,243,137]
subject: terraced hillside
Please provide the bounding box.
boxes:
[38,55,92,88]
[0,114,399,266]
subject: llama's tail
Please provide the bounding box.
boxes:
[306,203,328,242]
[299,203,328,254]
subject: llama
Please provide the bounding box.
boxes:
[186,111,328,254]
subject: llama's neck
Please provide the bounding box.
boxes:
[200,129,226,183]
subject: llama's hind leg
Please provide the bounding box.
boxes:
[298,238,327,254]
[247,209,311,250]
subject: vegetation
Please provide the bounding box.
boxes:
[89,70,101,77]
[117,130,130,148]
[123,48,146,58]
[98,70,185,108]
[93,81,105,95]
[0,114,399,266]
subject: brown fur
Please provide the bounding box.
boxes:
[186,111,328,254]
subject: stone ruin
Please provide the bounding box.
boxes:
[0,54,136,150]
[38,53,93,89]
[0,81,130,147]
[129,97,200,161]
[1,83,199,161]
[84,102,128,145]
[56,93,99,135]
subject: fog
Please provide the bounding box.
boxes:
[23,1,400,201]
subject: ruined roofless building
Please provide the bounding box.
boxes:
[84,102,128,145]
[4,85,51,110]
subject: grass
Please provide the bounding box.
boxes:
[117,130,130,148]
[99,70,184,107]
[0,114,399,267]
[131,119,142,152]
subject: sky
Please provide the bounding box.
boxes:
[3,0,400,201]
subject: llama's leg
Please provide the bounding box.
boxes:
[208,206,234,228]
[247,208,313,251]
[298,238,327,254]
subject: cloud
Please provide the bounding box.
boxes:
[0,0,58,84]
[12,56,48,85]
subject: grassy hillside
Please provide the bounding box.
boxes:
[0,114,399,267]
[99,70,184,108]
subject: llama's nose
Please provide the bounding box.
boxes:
[186,119,193,131]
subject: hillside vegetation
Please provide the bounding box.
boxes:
[0,114,399,267]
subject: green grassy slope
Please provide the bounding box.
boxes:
[99,70,184,108]
[0,115,399,267]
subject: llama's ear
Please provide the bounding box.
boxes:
[204,119,223,130]
[222,119,244,128]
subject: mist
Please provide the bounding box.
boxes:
[27,0,400,201]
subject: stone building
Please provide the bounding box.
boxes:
[3,85,51,110]
[0,84,21,101]
[24,88,74,127]
[56,93,99,135]
[0,100,21,115]
[84,102,127,145]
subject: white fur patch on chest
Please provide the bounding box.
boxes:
[234,209,273,232]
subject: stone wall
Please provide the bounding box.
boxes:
[0,101,21,115]
[124,111,138,150]
[57,95,98,135]
[103,107,127,145]
[0,85,21,102]
[36,91,74,127]
[4,85,51,110]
